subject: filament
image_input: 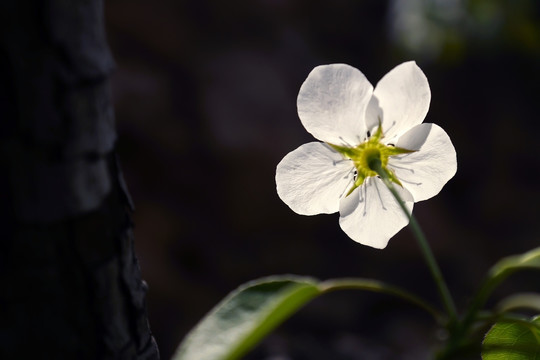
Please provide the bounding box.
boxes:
[339,167,356,199]
[338,136,355,147]
[373,178,387,211]
[385,120,397,133]
[400,178,423,186]
[362,180,368,216]
[389,163,415,173]
[333,158,352,166]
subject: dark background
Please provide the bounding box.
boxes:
[103,0,540,358]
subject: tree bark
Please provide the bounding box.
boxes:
[0,1,159,358]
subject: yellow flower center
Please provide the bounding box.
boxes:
[330,126,414,196]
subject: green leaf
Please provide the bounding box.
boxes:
[496,293,540,314]
[489,247,540,282]
[482,315,540,359]
[172,275,438,360]
[172,275,320,360]
[465,247,540,324]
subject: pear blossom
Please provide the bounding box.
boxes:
[276,61,456,249]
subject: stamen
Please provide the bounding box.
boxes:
[388,164,422,186]
[339,178,355,199]
[341,165,355,179]
[373,178,387,211]
[339,167,356,198]
[389,164,415,173]
[400,178,423,186]
[389,153,412,161]
[385,120,397,133]
[362,179,368,216]
[338,136,355,147]
[333,158,352,166]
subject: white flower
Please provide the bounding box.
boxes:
[276,61,457,249]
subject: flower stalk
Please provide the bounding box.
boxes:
[319,278,444,323]
[369,157,458,323]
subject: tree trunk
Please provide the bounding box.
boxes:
[0,1,159,358]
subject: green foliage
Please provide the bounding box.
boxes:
[489,247,540,281]
[172,275,320,360]
[172,248,540,360]
[478,249,540,358]
[482,315,540,359]
[471,247,540,315]
[172,275,437,360]
[496,293,540,314]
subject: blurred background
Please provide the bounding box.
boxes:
[104,0,540,358]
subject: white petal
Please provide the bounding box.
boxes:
[297,64,373,145]
[366,61,431,142]
[389,123,457,202]
[339,177,413,249]
[276,142,355,215]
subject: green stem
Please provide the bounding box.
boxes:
[319,278,444,323]
[370,159,458,322]
[459,279,498,335]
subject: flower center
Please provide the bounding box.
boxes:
[354,145,385,175]
[329,125,414,196]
